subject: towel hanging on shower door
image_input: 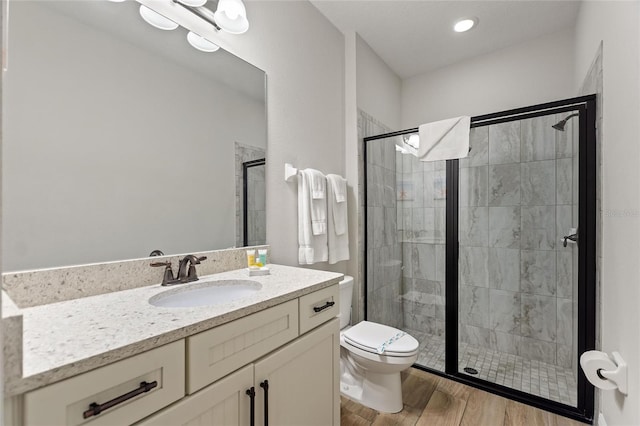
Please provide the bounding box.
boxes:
[417,116,470,162]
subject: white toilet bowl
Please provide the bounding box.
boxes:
[339,276,419,413]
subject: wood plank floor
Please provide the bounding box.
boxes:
[340,368,587,426]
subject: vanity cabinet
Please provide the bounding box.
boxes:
[15,284,340,426]
[137,319,340,426]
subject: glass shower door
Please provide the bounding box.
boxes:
[457,109,581,407]
[365,133,448,373]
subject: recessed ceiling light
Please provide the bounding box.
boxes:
[453,18,478,33]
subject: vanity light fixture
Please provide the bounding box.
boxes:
[118,0,250,53]
[453,17,478,33]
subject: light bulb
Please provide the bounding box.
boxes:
[214,0,249,34]
[453,18,477,33]
[187,31,220,53]
[178,0,207,7]
[139,5,178,31]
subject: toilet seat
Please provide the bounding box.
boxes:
[343,321,419,357]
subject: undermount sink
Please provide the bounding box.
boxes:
[149,279,262,308]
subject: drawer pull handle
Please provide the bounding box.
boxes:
[313,301,335,313]
[82,380,158,419]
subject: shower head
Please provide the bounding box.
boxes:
[552,113,579,131]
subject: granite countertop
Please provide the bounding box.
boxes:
[7,264,343,396]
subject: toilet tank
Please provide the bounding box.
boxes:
[339,276,354,329]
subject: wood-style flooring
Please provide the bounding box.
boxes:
[340,368,587,426]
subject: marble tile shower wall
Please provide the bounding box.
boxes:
[359,110,393,325]
[396,147,447,339]
[458,115,577,368]
[366,135,403,329]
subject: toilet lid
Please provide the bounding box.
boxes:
[343,321,419,356]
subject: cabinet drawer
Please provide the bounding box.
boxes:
[187,299,298,394]
[298,284,339,334]
[24,340,185,426]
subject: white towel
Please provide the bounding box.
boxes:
[326,174,349,264]
[417,116,471,162]
[326,174,347,235]
[304,169,327,235]
[328,173,347,203]
[309,170,326,200]
[298,170,328,264]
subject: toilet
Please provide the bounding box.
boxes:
[339,276,419,413]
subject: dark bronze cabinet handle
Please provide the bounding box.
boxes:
[313,301,335,313]
[260,380,269,426]
[82,381,157,419]
[246,387,256,426]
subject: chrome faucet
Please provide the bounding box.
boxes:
[176,255,207,283]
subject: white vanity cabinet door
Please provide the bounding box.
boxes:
[253,318,340,426]
[23,340,185,426]
[135,365,254,426]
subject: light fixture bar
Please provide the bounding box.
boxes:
[171,0,221,31]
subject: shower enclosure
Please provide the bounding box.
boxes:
[364,96,596,422]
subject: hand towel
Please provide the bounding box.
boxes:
[309,169,326,200]
[417,116,470,162]
[328,173,347,203]
[326,174,347,235]
[326,174,349,264]
[298,170,328,264]
[304,169,327,235]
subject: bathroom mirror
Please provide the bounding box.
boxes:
[2,0,267,272]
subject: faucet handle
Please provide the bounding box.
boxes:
[150,261,177,286]
[184,257,206,282]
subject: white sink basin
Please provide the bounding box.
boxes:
[149,279,262,308]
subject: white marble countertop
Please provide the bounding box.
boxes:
[7,264,343,396]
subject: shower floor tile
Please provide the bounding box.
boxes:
[405,328,578,407]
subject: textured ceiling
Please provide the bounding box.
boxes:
[311,0,581,78]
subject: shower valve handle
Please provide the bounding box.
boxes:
[562,233,578,247]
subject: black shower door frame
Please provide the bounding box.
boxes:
[362,94,596,422]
